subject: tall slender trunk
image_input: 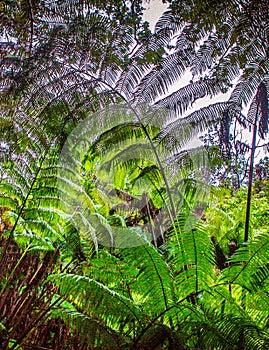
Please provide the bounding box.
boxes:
[240,90,261,350]
[244,108,258,243]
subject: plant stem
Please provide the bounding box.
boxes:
[244,107,258,243]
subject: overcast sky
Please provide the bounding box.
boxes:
[143,0,168,29]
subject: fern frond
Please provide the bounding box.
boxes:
[168,213,215,299]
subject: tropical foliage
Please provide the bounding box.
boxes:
[0,0,269,349]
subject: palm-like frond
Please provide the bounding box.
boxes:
[168,213,215,300]
[48,271,143,349]
[1,1,269,348]
[222,230,269,292]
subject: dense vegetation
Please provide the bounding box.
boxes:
[0,0,268,349]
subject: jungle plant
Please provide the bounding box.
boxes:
[0,0,269,349]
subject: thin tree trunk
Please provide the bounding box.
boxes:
[244,109,258,243]
[240,93,260,350]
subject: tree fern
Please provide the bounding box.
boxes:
[1,1,269,348]
[167,212,215,301]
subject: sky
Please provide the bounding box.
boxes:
[142,0,168,29]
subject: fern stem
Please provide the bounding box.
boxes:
[241,95,260,349]
[132,294,193,349]
[0,150,48,272]
[144,245,169,310]
[8,261,77,350]
[83,74,177,220]
[0,245,30,307]
[244,95,258,242]
[192,228,198,296]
